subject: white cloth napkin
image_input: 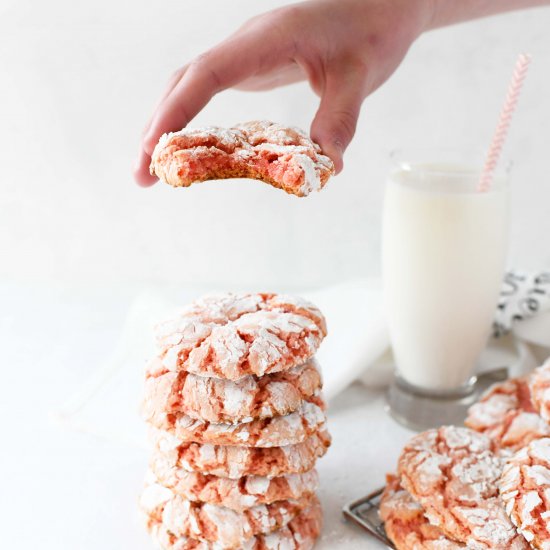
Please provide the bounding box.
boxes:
[55,272,550,444]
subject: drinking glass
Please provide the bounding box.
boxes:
[382,149,510,429]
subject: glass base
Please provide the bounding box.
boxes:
[386,369,509,431]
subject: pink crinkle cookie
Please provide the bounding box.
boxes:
[149,120,335,197]
[147,466,318,511]
[147,395,327,448]
[146,498,322,550]
[143,358,322,424]
[398,426,528,549]
[154,292,326,382]
[465,377,550,452]
[500,437,550,550]
[140,481,312,549]
[151,429,331,479]
[530,360,550,422]
[379,475,465,549]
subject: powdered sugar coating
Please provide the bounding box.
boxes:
[465,377,550,452]
[143,359,322,424]
[500,437,550,549]
[530,360,550,423]
[379,475,464,549]
[154,292,326,382]
[150,121,335,197]
[148,397,327,448]
[140,481,311,548]
[398,426,527,548]
[145,499,322,550]
[151,429,331,479]
[147,464,319,511]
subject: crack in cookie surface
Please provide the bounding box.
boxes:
[147,466,319,511]
[153,293,326,381]
[147,396,327,448]
[151,429,331,479]
[150,121,335,197]
[500,437,550,549]
[140,480,313,548]
[145,498,322,550]
[397,426,527,549]
[143,359,323,424]
[379,474,465,549]
[465,376,550,452]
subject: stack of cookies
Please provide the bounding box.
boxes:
[139,292,331,549]
[380,359,550,550]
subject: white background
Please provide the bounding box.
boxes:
[1,1,550,549]
[1,0,550,290]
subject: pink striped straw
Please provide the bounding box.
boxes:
[478,53,532,192]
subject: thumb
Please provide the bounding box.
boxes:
[310,68,367,174]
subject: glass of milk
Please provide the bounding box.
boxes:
[382,149,510,428]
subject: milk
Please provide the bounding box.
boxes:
[382,164,509,390]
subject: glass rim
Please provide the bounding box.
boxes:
[389,147,513,179]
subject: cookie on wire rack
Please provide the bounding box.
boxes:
[465,376,550,452]
[500,437,550,550]
[379,474,465,549]
[397,426,527,549]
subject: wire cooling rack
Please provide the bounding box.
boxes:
[342,486,394,548]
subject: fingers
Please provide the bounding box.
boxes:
[235,62,305,92]
[135,24,292,186]
[310,64,368,174]
[134,53,239,186]
[134,147,158,187]
[142,66,188,140]
[135,66,193,186]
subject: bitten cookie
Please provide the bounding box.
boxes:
[148,396,327,448]
[379,475,464,549]
[530,360,550,423]
[140,481,311,548]
[154,292,326,381]
[500,437,550,549]
[150,121,335,197]
[465,377,550,451]
[147,498,323,550]
[398,426,527,549]
[147,466,319,511]
[151,429,331,479]
[143,358,322,424]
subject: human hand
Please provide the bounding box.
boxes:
[134,0,434,186]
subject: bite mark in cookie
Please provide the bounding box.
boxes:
[153,292,326,381]
[151,429,331,479]
[500,437,550,549]
[150,121,335,197]
[143,359,322,424]
[397,426,527,548]
[465,377,550,451]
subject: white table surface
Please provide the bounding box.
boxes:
[1,282,415,549]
